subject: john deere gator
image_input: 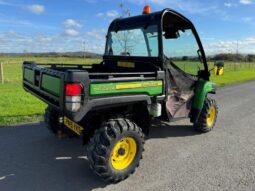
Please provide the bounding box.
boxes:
[23,6,218,183]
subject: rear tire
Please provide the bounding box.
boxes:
[44,106,60,134]
[194,98,218,133]
[87,117,145,183]
[44,106,77,137]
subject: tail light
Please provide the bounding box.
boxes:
[65,83,83,112]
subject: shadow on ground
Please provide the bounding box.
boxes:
[148,119,199,139]
[0,120,199,191]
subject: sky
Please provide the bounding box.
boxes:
[0,0,254,55]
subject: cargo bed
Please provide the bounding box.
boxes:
[23,62,66,109]
[23,61,163,120]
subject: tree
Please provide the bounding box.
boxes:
[182,56,188,61]
[119,3,130,18]
[247,54,255,62]
[114,3,136,55]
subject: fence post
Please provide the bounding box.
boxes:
[0,62,4,84]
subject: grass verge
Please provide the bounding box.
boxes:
[0,83,46,126]
[211,69,255,86]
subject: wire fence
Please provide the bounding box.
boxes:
[0,61,23,84]
[208,62,255,72]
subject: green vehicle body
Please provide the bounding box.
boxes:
[23,68,34,83]
[22,8,217,136]
[41,75,61,97]
[90,80,216,111]
[193,80,216,110]
[90,80,163,96]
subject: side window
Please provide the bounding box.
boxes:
[163,29,204,75]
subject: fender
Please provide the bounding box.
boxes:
[66,95,152,122]
[190,80,216,123]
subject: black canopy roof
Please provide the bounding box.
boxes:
[108,8,193,31]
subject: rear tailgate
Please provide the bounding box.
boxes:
[23,62,65,109]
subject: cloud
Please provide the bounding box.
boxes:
[106,10,118,17]
[128,0,218,15]
[204,37,255,55]
[96,12,104,17]
[242,17,253,23]
[0,0,24,7]
[0,1,46,15]
[63,19,82,29]
[84,0,97,3]
[64,29,79,36]
[0,29,254,55]
[127,0,166,5]
[224,3,238,7]
[62,19,82,38]
[128,0,234,22]
[0,15,58,30]
[240,0,253,4]
[96,10,118,18]
[0,29,107,53]
[26,4,45,14]
[87,29,105,40]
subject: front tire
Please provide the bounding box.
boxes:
[194,98,218,133]
[87,117,145,183]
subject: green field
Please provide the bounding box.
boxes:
[0,83,45,125]
[0,56,255,126]
[174,61,255,86]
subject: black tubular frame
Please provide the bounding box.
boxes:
[104,8,209,76]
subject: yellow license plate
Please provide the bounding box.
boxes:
[64,117,84,135]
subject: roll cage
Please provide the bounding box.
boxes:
[104,9,209,78]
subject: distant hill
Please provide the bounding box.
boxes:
[0,51,102,58]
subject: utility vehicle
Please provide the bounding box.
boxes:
[22,6,218,183]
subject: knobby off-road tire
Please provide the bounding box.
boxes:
[44,106,60,134]
[44,106,77,137]
[194,98,218,133]
[87,117,145,183]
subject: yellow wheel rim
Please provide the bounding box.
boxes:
[111,137,137,170]
[207,106,216,127]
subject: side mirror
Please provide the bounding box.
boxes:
[164,27,180,39]
[164,30,180,39]
[198,70,210,80]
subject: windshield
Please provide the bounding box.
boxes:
[105,25,159,57]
